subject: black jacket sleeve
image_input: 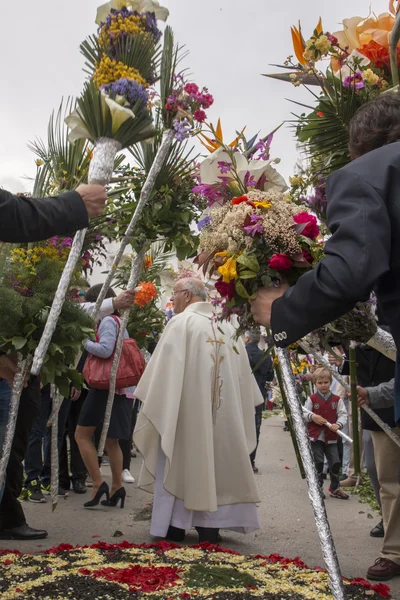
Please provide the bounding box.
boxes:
[0,189,89,243]
[271,169,391,346]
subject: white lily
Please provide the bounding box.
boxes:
[199,147,287,193]
[65,95,136,144]
[65,109,92,144]
[334,49,370,79]
[104,96,136,134]
[96,0,169,25]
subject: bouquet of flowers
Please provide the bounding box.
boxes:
[194,130,320,322]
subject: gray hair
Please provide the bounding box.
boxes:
[180,277,207,301]
[246,330,261,344]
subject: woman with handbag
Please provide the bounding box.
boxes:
[75,285,145,509]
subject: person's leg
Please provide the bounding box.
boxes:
[0,380,11,503]
[362,430,381,507]
[42,398,71,488]
[0,377,47,533]
[119,437,131,472]
[325,443,341,492]
[250,410,262,471]
[311,441,325,493]
[105,438,123,496]
[371,430,400,566]
[75,425,103,499]
[24,385,51,488]
[69,394,87,487]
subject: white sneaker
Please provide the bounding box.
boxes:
[122,469,135,484]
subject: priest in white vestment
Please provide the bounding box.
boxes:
[133,278,263,543]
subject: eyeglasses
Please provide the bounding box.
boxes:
[171,289,190,297]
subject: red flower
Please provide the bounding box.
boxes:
[232,195,255,207]
[317,111,324,117]
[268,253,293,272]
[302,251,313,264]
[215,278,236,300]
[359,40,394,69]
[293,212,319,239]
[194,109,207,123]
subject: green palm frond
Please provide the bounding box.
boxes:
[29,99,93,194]
[76,80,155,149]
[80,35,104,76]
[291,71,364,176]
[159,26,189,127]
[115,34,162,82]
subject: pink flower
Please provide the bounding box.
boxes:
[194,109,207,123]
[199,93,214,109]
[215,278,236,300]
[293,212,319,240]
[184,83,199,95]
[268,253,293,272]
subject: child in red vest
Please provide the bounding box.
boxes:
[304,367,349,500]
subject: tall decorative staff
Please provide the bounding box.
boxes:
[276,348,346,600]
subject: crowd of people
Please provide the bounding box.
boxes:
[0,92,399,583]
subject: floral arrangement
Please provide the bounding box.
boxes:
[65,1,169,147]
[134,281,158,307]
[0,242,94,395]
[0,541,390,599]
[194,130,320,322]
[267,2,400,188]
[165,76,214,140]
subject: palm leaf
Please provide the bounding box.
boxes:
[114,34,162,83]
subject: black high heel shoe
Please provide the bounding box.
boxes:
[83,481,109,508]
[101,487,126,508]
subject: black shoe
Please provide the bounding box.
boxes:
[101,487,126,508]
[0,523,48,540]
[196,527,220,544]
[370,519,385,538]
[26,480,46,503]
[84,481,109,508]
[73,480,87,495]
[166,525,185,542]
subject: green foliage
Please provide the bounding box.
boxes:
[185,565,258,589]
[0,244,94,391]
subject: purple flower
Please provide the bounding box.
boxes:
[244,171,257,188]
[255,133,274,160]
[343,71,364,89]
[61,237,73,247]
[173,118,191,141]
[192,179,231,207]
[101,78,149,108]
[217,161,231,174]
[197,215,211,231]
[243,214,264,237]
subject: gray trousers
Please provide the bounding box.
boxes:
[362,430,381,508]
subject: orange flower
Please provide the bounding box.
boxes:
[291,18,322,66]
[134,282,157,307]
[142,256,153,271]
[333,5,396,52]
[198,118,246,153]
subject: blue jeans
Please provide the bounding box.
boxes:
[0,380,11,502]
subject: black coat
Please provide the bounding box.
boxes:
[271,141,400,351]
[342,346,396,431]
[0,189,88,243]
[245,343,274,412]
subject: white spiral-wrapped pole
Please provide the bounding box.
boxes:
[96,129,174,455]
[92,129,175,321]
[31,138,122,376]
[49,386,64,512]
[276,347,346,600]
[367,327,397,362]
[0,355,32,489]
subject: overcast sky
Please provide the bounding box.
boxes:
[0,0,390,193]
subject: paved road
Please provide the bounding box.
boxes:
[1,414,399,597]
